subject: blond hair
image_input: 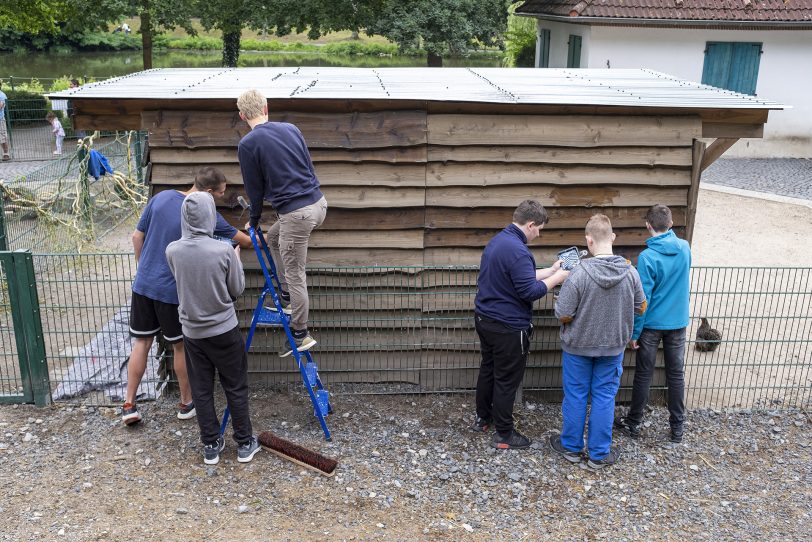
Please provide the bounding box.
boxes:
[585,214,613,243]
[237,89,267,120]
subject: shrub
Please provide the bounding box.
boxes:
[503,4,538,67]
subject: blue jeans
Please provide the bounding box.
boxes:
[561,351,624,460]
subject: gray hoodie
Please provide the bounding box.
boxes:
[166,192,245,340]
[555,255,646,357]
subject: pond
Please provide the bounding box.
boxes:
[0,49,502,82]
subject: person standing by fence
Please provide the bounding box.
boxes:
[472,200,569,450]
[616,204,691,444]
[0,82,10,160]
[46,112,65,155]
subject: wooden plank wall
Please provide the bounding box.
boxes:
[143,109,700,390]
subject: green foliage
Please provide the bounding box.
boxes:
[75,31,141,51]
[0,0,63,33]
[320,41,398,56]
[503,2,537,67]
[2,90,49,126]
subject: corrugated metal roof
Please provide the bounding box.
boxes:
[517,0,812,23]
[48,67,784,109]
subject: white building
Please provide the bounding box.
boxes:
[516,0,812,158]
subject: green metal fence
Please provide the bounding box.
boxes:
[1,132,146,252]
[2,98,123,161]
[0,253,807,410]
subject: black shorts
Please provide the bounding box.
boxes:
[129,292,183,343]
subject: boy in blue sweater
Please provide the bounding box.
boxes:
[237,89,327,357]
[616,204,691,443]
[473,200,569,449]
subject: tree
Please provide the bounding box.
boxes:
[124,0,196,70]
[0,0,65,34]
[196,0,254,67]
[368,0,509,67]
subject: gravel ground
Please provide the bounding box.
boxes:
[1,391,810,541]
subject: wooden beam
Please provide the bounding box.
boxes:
[425,206,686,229]
[427,163,691,187]
[702,123,763,138]
[143,110,427,149]
[150,146,428,164]
[74,114,141,131]
[150,162,427,187]
[700,138,739,172]
[686,140,706,244]
[220,207,427,231]
[428,115,702,147]
[309,229,424,249]
[424,228,678,248]
[427,145,693,167]
[426,185,688,208]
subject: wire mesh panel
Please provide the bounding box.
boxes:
[32,253,142,405]
[0,255,26,401]
[685,267,812,409]
[2,133,146,252]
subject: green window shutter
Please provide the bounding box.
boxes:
[567,35,582,68]
[539,29,551,68]
[702,42,762,95]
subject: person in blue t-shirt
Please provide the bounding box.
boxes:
[122,167,252,426]
[472,200,569,450]
[0,82,10,160]
[615,204,692,444]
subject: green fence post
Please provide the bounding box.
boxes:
[12,250,50,406]
[0,197,7,251]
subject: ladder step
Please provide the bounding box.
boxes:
[256,306,288,327]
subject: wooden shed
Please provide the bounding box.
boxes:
[50,67,780,391]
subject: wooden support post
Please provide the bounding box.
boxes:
[686,140,707,244]
[700,138,739,173]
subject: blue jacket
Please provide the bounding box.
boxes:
[475,224,548,331]
[632,230,691,340]
[87,149,113,180]
[237,122,323,226]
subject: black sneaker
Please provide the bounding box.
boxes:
[670,426,684,443]
[237,435,261,463]
[177,401,196,420]
[614,416,641,439]
[203,436,226,465]
[121,402,142,426]
[587,447,620,470]
[492,429,532,450]
[548,433,582,463]
[470,416,492,433]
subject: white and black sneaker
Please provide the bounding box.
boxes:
[237,435,261,463]
[177,401,196,420]
[549,433,583,464]
[587,447,620,470]
[203,436,226,465]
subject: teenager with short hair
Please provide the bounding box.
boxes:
[551,214,647,469]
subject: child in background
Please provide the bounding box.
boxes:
[550,214,647,470]
[46,112,65,155]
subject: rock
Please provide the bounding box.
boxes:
[463,524,474,532]
[508,473,521,482]
[206,467,218,477]
[238,505,249,513]
[342,413,350,418]
[83,482,92,489]
[689,465,699,472]
[376,523,385,529]
[23,433,33,442]
[418,449,428,457]
[176,508,188,515]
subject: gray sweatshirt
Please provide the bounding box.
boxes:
[166,192,245,340]
[555,255,647,357]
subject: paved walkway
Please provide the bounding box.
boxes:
[702,158,812,202]
[0,159,52,182]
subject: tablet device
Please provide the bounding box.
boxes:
[557,246,581,271]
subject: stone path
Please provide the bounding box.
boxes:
[702,158,812,202]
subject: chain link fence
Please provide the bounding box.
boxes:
[0,252,808,410]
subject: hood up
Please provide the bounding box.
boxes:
[581,255,632,289]
[180,191,216,239]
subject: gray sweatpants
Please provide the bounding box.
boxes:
[267,196,327,330]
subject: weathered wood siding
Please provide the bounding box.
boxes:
[143,108,699,389]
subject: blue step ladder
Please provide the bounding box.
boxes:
[219,225,332,441]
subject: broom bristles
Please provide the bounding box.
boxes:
[258,431,338,476]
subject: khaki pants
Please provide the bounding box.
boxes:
[267,196,327,330]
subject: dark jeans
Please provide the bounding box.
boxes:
[184,326,253,446]
[475,313,532,436]
[628,327,686,429]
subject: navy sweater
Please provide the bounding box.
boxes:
[237,122,324,225]
[475,224,548,330]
